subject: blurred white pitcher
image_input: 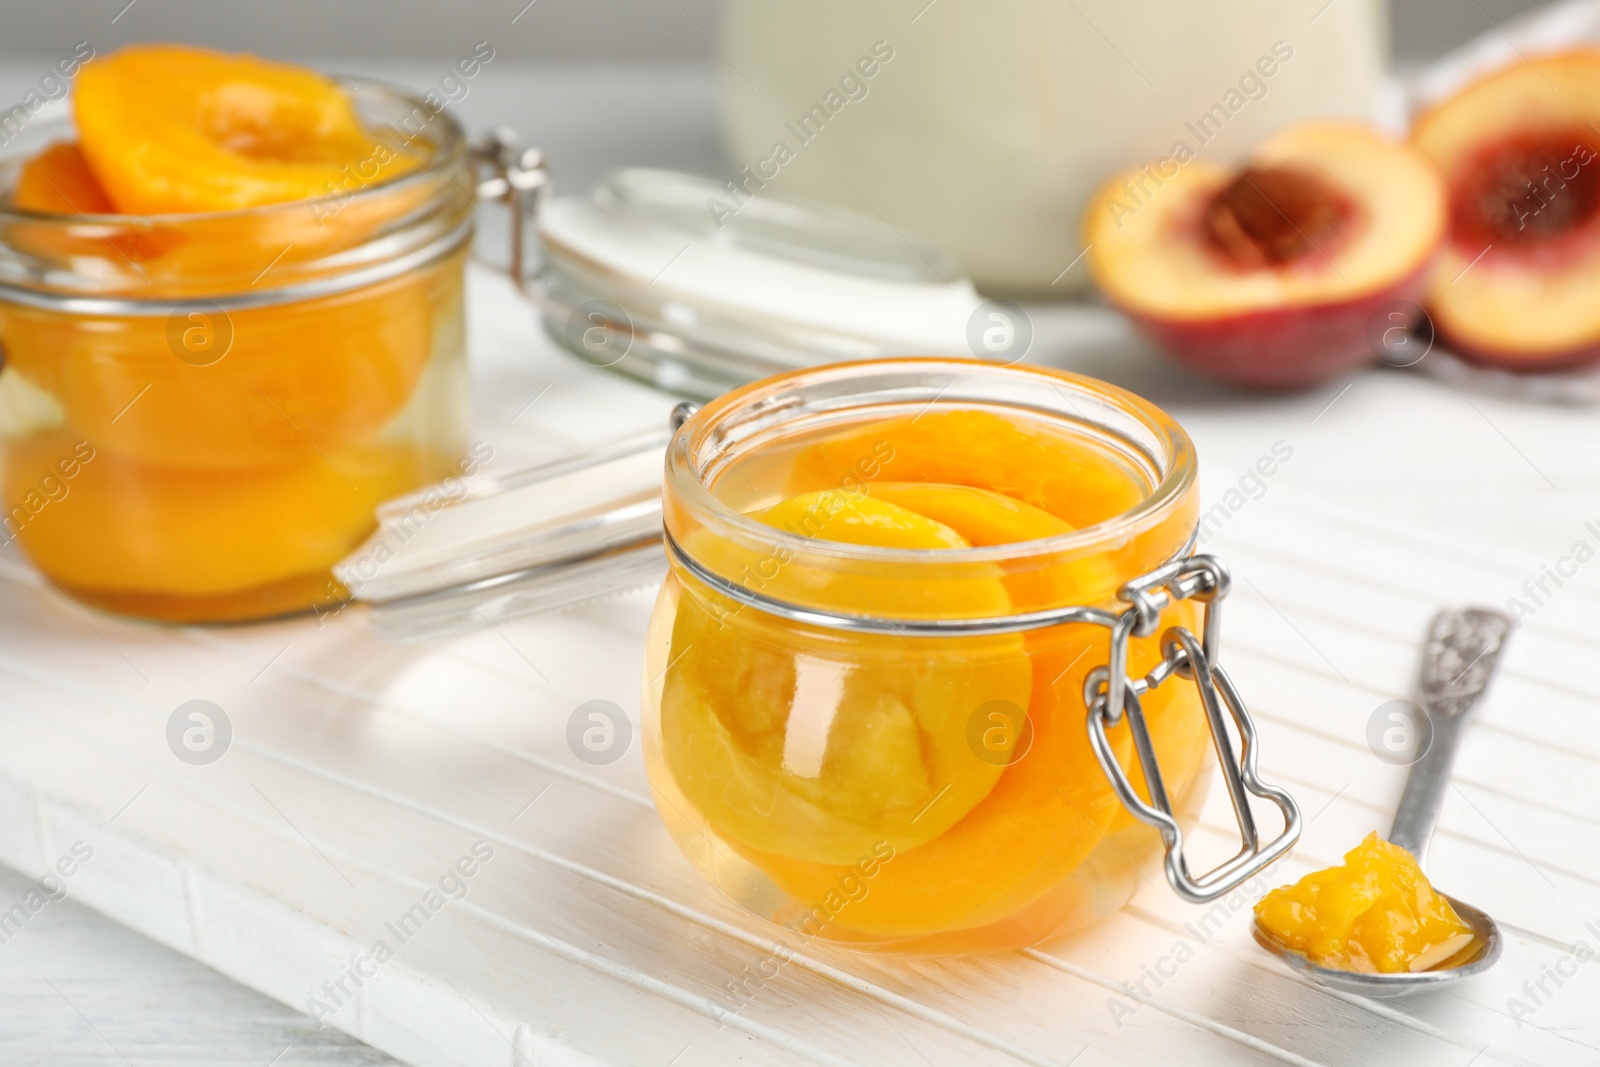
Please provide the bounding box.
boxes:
[718,0,1388,295]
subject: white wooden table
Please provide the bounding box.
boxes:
[4,61,1600,1067]
[0,863,405,1065]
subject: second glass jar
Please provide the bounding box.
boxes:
[0,83,473,622]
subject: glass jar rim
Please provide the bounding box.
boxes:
[665,357,1198,569]
[0,78,474,311]
[0,77,466,227]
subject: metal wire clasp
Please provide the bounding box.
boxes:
[472,128,549,294]
[1083,555,1301,903]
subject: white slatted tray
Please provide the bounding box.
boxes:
[1,267,1597,1067]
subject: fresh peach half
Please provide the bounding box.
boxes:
[1085,122,1446,389]
[1411,51,1600,370]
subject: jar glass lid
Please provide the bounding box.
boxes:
[532,168,987,399]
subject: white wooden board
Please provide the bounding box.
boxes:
[1,262,1598,1067]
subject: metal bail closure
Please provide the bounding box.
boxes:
[471,128,549,294]
[1084,555,1301,903]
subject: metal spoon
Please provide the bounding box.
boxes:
[1252,606,1510,997]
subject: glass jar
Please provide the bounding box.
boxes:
[0,83,473,622]
[644,358,1235,954]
